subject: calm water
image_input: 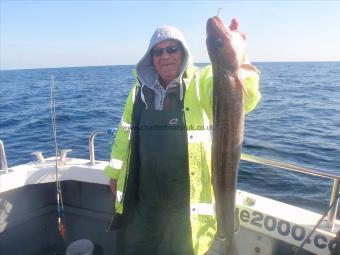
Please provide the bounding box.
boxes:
[1,62,339,213]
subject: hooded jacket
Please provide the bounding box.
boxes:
[136,25,191,110]
[105,25,261,254]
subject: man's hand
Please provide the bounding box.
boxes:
[205,235,239,255]
[229,18,259,73]
[229,18,246,40]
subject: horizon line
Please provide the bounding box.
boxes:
[1,60,340,72]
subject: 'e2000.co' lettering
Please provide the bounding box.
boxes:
[239,209,328,251]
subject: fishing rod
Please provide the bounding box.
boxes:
[51,75,66,239]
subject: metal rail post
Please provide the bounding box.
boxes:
[328,179,340,230]
[89,130,106,165]
[0,140,8,174]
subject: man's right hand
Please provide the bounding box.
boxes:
[206,235,239,255]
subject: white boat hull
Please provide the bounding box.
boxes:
[0,158,337,255]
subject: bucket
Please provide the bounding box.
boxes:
[66,239,94,255]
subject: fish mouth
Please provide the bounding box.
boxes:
[206,16,240,72]
[206,16,231,40]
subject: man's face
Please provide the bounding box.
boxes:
[152,39,183,86]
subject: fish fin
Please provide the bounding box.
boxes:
[237,63,260,97]
[240,63,260,74]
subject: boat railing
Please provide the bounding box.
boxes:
[241,153,339,231]
[4,131,337,229]
[88,129,339,231]
[89,130,108,165]
[0,140,9,174]
[89,128,117,166]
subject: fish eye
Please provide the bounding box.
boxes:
[215,38,224,48]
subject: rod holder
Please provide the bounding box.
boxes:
[60,149,72,164]
[31,151,45,163]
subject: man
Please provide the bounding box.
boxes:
[105,22,260,255]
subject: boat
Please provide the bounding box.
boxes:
[0,131,339,255]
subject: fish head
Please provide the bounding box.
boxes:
[206,16,246,72]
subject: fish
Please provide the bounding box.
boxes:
[206,16,249,254]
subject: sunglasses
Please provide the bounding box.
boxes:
[151,45,179,57]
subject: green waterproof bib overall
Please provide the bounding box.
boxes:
[127,103,194,255]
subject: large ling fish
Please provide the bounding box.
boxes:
[206,16,251,254]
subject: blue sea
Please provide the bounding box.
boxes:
[1,62,339,214]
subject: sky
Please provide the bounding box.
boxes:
[1,1,340,70]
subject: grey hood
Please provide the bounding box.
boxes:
[136,26,191,88]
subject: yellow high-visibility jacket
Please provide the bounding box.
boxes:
[105,62,260,254]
